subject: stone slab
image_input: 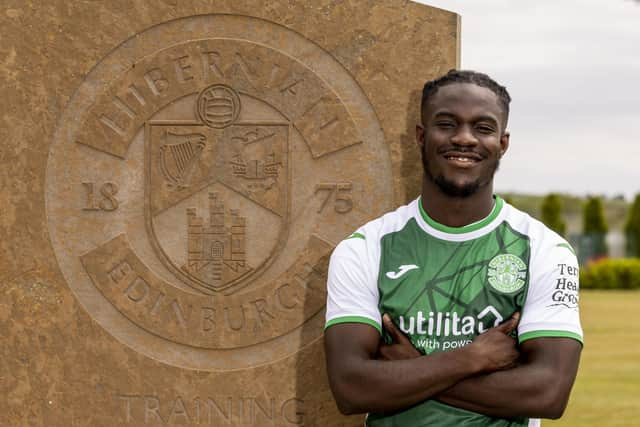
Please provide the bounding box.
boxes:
[0,1,459,425]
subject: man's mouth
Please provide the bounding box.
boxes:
[442,152,483,165]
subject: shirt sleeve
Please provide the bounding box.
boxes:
[518,243,583,345]
[324,234,382,334]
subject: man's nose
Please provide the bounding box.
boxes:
[450,125,478,146]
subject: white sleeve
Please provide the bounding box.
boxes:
[324,236,381,334]
[518,243,583,345]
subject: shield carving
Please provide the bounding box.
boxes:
[145,85,290,295]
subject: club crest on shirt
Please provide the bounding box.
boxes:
[487,254,527,293]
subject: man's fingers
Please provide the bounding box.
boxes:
[382,314,398,336]
[511,311,520,324]
[382,313,406,342]
[496,317,517,334]
[495,312,520,334]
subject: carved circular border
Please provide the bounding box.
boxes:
[46,14,390,371]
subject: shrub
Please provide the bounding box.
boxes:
[541,193,566,236]
[580,258,640,290]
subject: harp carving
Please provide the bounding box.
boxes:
[159,131,206,189]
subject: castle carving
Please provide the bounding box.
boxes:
[185,192,250,287]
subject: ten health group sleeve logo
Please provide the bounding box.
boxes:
[45,15,394,370]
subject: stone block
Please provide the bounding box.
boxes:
[0,1,458,425]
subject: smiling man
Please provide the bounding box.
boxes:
[324,70,583,427]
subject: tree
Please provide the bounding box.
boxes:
[541,193,566,236]
[582,196,608,259]
[625,194,640,257]
[583,197,608,234]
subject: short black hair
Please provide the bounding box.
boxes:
[421,69,512,122]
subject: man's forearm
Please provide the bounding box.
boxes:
[438,338,581,419]
[438,363,562,418]
[331,346,484,414]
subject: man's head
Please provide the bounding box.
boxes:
[417,70,511,198]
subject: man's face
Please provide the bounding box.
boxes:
[417,83,509,198]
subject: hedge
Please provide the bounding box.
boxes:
[580,258,640,290]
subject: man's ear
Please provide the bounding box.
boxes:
[500,131,510,157]
[416,124,425,149]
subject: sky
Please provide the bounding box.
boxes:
[413,0,640,199]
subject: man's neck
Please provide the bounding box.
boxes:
[420,180,496,228]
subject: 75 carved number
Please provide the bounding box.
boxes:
[315,183,353,214]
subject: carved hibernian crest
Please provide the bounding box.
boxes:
[145,84,290,295]
[46,17,394,369]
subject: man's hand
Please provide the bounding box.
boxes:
[378,313,421,360]
[467,312,520,373]
[379,312,521,373]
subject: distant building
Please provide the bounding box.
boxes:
[186,192,249,286]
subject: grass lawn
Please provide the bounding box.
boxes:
[546,290,640,426]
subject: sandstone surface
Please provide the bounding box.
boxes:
[0,1,458,425]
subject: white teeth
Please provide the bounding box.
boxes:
[448,156,475,162]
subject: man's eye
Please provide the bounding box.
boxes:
[476,125,495,134]
[436,122,455,128]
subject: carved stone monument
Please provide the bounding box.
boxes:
[1,1,458,425]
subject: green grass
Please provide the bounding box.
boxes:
[545,290,640,426]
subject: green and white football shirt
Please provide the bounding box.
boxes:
[325,196,583,427]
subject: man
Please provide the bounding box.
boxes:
[324,70,583,427]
